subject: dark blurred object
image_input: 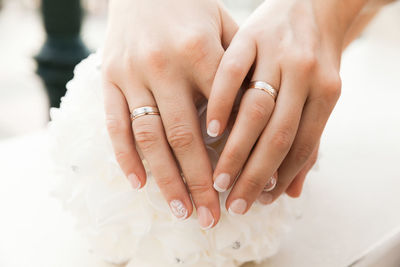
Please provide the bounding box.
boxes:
[35,0,90,109]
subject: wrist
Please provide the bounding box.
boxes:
[312,0,369,47]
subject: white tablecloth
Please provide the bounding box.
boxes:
[1,6,400,267]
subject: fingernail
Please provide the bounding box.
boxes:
[228,199,247,215]
[207,120,220,137]
[258,192,273,205]
[169,200,188,220]
[197,206,215,230]
[127,173,141,190]
[213,173,230,192]
[263,176,277,192]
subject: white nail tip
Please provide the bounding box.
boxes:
[200,218,215,230]
[207,120,220,137]
[134,182,141,190]
[213,182,227,193]
[228,207,239,216]
[207,129,218,138]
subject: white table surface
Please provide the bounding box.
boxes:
[1,6,400,267]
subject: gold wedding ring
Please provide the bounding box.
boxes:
[130,106,160,121]
[248,81,278,101]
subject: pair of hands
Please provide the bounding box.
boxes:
[102,0,365,229]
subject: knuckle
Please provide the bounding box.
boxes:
[270,128,293,152]
[156,175,177,189]
[223,59,246,77]
[247,98,269,121]
[142,47,167,73]
[242,175,266,192]
[223,146,245,166]
[321,74,342,103]
[166,123,194,152]
[293,143,315,164]
[289,50,317,75]
[187,179,212,195]
[178,32,208,56]
[105,114,128,135]
[133,121,159,152]
[114,150,131,165]
[102,60,119,80]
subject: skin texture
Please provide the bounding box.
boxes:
[206,0,379,214]
[102,0,238,228]
[285,0,394,197]
[103,0,392,227]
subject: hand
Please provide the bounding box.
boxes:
[207,0,367,214]
[102,0,237,228]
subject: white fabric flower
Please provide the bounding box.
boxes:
[49,52,301,267]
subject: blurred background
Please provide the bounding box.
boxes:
[0,0,107,140]
[1,0,398,141]
[0,0,267,141]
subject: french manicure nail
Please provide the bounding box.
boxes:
[197,206,215,230]
[258,192,273,205]
[127,173,141,190]
[263,176,277,192]
[169,200,188,220]
[213,173,230,192]
[228,199,247,215]
[207,120,220,137]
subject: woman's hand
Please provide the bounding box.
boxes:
[102,0,237,228]
[207,0,368,214]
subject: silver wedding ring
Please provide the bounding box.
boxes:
[248,81,278,101]
[130,106,160,121]
[263,176,277,192]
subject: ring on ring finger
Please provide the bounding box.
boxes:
[248,81,278,101]
[131,106,160,121]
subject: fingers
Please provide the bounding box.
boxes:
[124,86,194,221]
[212,68,280,192]
[206,35,256,137]
[286,141,319,198]
[152,82,220,229]
[226,74,308,214]
[270,87,339,199]
[258,172,278,204]
[103,81,146,189]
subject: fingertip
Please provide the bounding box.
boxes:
[286,188,303,198]
[127,173,142,190]
[286,174,307,198]
[207,119,221,137]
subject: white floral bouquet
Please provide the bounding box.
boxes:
[49,53,300,267]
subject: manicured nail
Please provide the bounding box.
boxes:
[207,120,220,137]
[197,206,214,230]
[127,173,141,190]
[258,192,273,205]
[213,173,230,192]
[228,199,247,215]
[169,200,188,220]
[263,176,277,192]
